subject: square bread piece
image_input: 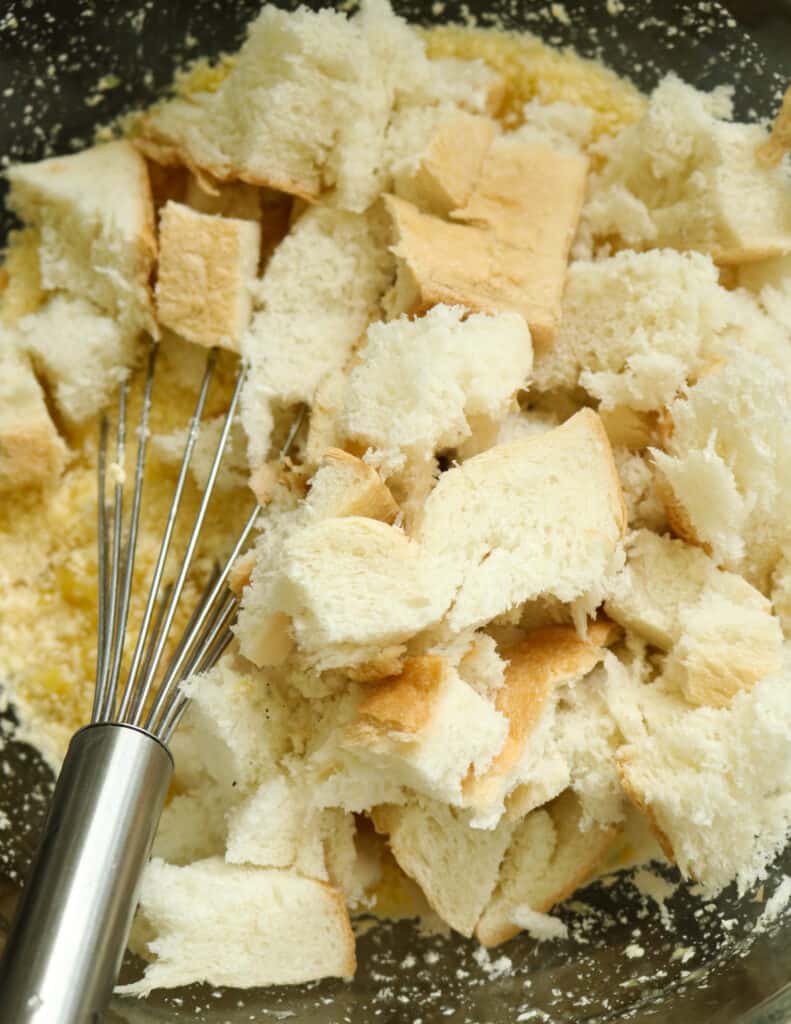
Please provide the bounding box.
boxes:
[155,201,261,351]
[385,137,587,347]
[7,139,157,334]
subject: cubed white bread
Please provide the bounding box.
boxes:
[118,857,355,994]
[345,656,508,805]
[236,516,454,671]
[605,529,727,649]
[155,201,261,351]
[415,409,626,633]
[532,249,723,408]
[392,110,497,216]
[606,530,782,707]
[14,295,136,426]
[0,341,67,491]
[342,305,533,470]
[241,204,391,468]
[586,75,791,263]
[384,137,587,348]
[7,140,156,333]
[756,85,791,168]
[136,0,495,213]
[475,790,620,947]
[651,351,791,589]
[371,798,515,936]
[306,448,399,523]
[617,659,791,894]
[180,658,294,795]
[511,99,595,155]
[464,621,619,820]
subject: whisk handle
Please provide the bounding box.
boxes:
[0,723,173,1023]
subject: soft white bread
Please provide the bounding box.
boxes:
[14,295,136,426]
[371,798,515,936]
[476,789,620,947]
[342,304,533,471]
[155,201,261,351]
[416,408,626,633]
[152,415,248,492]
[616,657,791,895]
[0,340,67,492]
[384,138,587,347]
[241,204,391,469]
[236,517,454,671]
[136,1,497,213]
[651,351,791,589]
[585,75,791,263]
[306,448,399,523]
[0,227,46,326]
[464,621,619,820]
[532,249,723,408]
[119,857,355,994]
[606,530,783,707]
[7,140,157,333]
[345,655,508,804]
[392,110,497,216]
[511,99,595,155]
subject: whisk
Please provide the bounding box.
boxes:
[0,343,303,1023]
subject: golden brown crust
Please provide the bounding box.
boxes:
[228,549,257,596]
[135,127,320,205]
[319,880,358,978]
[465,620,620,802]
[405,112,496,216]
[652,465,712,555]
[353,655,447,736]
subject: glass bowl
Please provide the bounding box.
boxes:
[1,2,790,1021]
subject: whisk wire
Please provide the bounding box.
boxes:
[117,348,218,723]
[101,345,158,721]
[128,356,246,729]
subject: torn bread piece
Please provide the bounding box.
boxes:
[392,110,497,216]
[385,138,587,347]
[136,1,498,213]
[465,621,620,820]
[0,341,67,492]
[345,656,507,805]
[7,140,157,334]
[306,448,399,523]
[241,204,392,470]
[616,659,791,895]
[0,228,45,326]
[532,249,725,408]
[416,408,626,633]
[14,295,137,427]
[341,304,532,473]
[372,798,515,937]
[236,517,454,671]
[605,529,783,707]
[586,75,791,264]
[155,201,261,351]
[476,790,620,947]
[651,350,791,590]
[119,857,355,994]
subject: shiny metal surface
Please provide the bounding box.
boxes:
[0,724,172,1024]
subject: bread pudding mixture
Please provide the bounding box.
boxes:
[1,0,791,994]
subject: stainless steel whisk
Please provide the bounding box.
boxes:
[0,344,303,1024]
